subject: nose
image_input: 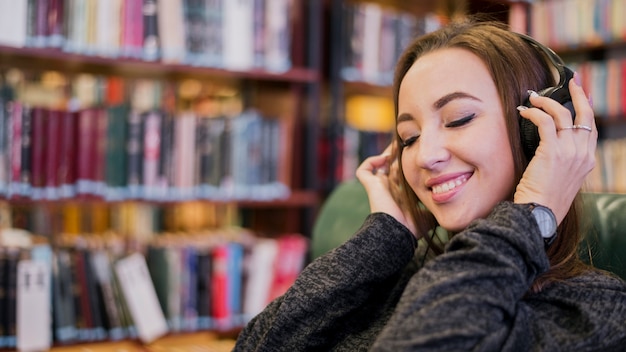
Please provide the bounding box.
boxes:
[413,130,450,170]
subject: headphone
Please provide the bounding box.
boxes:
[517,33,576,160]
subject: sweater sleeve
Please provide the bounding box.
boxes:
[233,212,417,352]
[372,201,552,351]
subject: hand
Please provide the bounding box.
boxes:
[356,143,419,237]
[515,73,597,223]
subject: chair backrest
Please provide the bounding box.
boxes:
[312,180,626,281]
[580,192,626,280]
[311,179,370,259]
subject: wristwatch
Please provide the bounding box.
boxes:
[526,203,557,248]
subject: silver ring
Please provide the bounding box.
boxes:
[559,124,592,132]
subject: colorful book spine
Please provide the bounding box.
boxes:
[29,107,47,199]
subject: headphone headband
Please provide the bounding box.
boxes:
[516,32,568,89]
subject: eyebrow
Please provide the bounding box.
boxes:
[397,91,483,123]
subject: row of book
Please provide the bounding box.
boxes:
[529,0,626,49]
[586,137,626,194]
[0,0,294,72]
[0,74,292,202]
[8,200,240,243]
[340,2,444,86]
[0,228,308,349]
[569,58,626,120]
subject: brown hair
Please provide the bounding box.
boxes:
[392,18,589,292]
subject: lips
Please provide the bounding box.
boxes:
[426,172,471,201]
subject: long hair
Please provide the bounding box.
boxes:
[392,18,589,292]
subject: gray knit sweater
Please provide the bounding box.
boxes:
[233,202,626,351]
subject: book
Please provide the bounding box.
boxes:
[222,0,255,70]
[0,0,28,47]
[264,0,292,72]
[46,0,65,48]
[195,115,220,198]
[29,106,47,199]
[173,112,196,200]
[146,244,170,323]
[3,247,20,348]
[157,0,185,63]
[94,0,121,57]
[26,0,48,48]
[195,248,212,329]
[16,259,52,351]
[90,248,125,340]
[114,252,168,344]
[142,0,160,61]
[44,109,62,200]
[142,110,164,200]
[105,101,130,201]
[126,109,144,199]
[58,109,78,199]
[52,248,78,343]
[267,234,307,302]
[64,0,88,54]
[121,0,144,59]
[83,249,107,341]
[181,246,198,331]
[72,247,96,341]
[17,104,32,198]
[210,243,229,329]
[183,0,209,66]
[0,248,6,347]
[75,108,97,196]
[205,0,223,68]
[166,246,182,331]
[242,238,277,320]
[0,82,13,196]
[157,111,175,200]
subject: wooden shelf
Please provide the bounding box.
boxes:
[2,190,320,208]
[0,45,320,83]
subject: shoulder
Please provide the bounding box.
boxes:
[530,269,626,308]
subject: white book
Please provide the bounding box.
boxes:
[158,0,186,63]
[361,3,382,83]
[95,0,121,57]
[242,238,278,319]
[0,0,28,47]
[264,0,291,72]
[223,0,255,70]
[115,252,169,343]
[17,260,51,352]
[173,112,197,199]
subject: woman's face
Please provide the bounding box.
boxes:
[397,48,516,232]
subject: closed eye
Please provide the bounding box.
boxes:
[445,114,475,128]
[401,136,418,148]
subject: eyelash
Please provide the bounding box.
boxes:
[445,113,476,128]
[400,113,476,148]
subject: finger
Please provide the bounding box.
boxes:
[567,76,598,163]
[569,73,595,128]
[357,153,391,176]
[527,90,575,131]
[517,104,558,148]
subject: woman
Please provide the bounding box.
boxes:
[234,19,626,351]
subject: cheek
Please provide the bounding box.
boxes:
[400,151,423,191]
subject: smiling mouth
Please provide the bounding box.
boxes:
[431,175,469,195]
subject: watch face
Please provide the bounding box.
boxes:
[532,206,557,239]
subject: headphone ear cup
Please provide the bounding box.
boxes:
[519,112,540,160]
[519,86,576,160]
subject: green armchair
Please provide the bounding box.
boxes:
[312,179,626,281]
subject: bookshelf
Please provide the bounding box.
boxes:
[526,0,626,193]
[0,0,322,350]
[322,0,516,191]
[323,0,626,194]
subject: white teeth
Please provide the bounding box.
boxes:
[432,176,467,195]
